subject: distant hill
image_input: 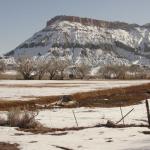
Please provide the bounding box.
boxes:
[6,15,150,67]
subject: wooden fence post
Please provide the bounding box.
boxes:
[120,105,125,125]
[72,110,78,127]
[145,100,150,127]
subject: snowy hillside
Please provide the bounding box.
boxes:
[6,15,150,67]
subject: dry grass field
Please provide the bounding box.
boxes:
[0,81,150,110]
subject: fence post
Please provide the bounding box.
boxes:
[72,110,78,127]
[120,105,125,125]
[145,100,150,127]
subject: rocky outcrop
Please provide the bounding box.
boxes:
[46,15,140,30]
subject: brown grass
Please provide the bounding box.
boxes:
[0,96,59,111]
[18,123,149,134]
[0,84,79,88]
[0,83,150,110]
[18,126,88,134]
[7,107,41,129]
[72,83,150,107]
[0,74,22,80]
[0,142,19,150]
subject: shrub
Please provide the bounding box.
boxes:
[7,107,41,129]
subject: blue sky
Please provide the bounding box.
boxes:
[0,0,150,54]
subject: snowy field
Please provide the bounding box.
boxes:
[36,102,147,128]
[0,101,150,150]
[0,80,150,101]
[0,126,150,150]
[0,80,150,150]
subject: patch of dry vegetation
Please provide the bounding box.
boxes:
[72,83,150,107]
[0,72,23,80]
[18,126,87,134]
[0,96,58,111]
[0,107,41,129]
[0,83,150,110]
[0,142,19,150]
[18,122,149,134]
[7,107,41,128]
[0,83,78,88]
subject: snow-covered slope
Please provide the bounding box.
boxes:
[6,15,150,67]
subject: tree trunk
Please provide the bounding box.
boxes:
[60,71,64,80]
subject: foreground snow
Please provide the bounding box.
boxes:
[0,80,150,101]
[0,126,150,150]
[0,101,150,150]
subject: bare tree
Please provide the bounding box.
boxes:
[98,65,127,79]
[35,58,48,80]
[17,56,36,80]
[57,58,70,80]
[127,64,148,79]
[47,59,59,80]
[0,60,6,73]
[75,63,90,79]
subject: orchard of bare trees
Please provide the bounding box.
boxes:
[1,56,150,80]
[98,64,149,79]
[16,56,71,80]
